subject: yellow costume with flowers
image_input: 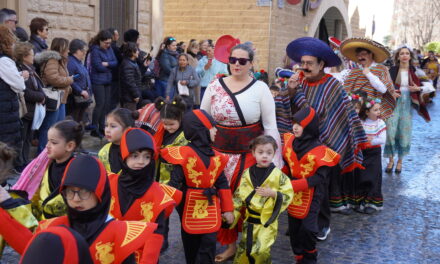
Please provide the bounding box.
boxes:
[231,165,293,264]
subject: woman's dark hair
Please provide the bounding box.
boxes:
[249,135,277,151]
[269,85,280,92]
[50,38,69,56]
[178,53,189,62]
[89,29,112,47]
[358,97,378,121]
[230,44,254,62]
[154,96,186,121]
[52,120,84,147]
[107,28,117,37]
[68,39,86,55]
[156,36,176,60]
[30,17,48,35]
[393,46,415,67]
[107,108,139,129]
[121,42,138,58]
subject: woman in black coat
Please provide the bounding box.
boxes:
[15,42,46,166]
[119,42,142,111]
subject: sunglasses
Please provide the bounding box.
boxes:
[228,56,251,65]
[169,37,176,41]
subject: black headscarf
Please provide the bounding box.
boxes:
[60,155,111,244]
[21,226,93,264]
[108,143,123,174]
[48,156,74,192]
[118,128,156,215]
[183,110,216,158]
[162,126,183,146]
[292,107,322,160]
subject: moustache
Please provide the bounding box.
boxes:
[302,69,312,73]
[359,58,366,62]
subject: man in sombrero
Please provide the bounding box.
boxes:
[286,37,367,263]
[341,37,397,120]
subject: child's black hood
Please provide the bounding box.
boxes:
[292,107,322,160]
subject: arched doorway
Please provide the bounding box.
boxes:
[313,7,348,43]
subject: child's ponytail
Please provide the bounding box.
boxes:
[154,96,186,121]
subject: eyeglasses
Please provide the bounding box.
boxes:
[228,57,251,65]
[62,188,92,200]
[103,41,112,45]
[7,19,18,25]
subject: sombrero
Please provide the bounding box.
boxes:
[340,37,391,63]
[214,35,240,64]
[328,36,341,49]
[286,37,341,67]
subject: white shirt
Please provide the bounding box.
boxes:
[0,56,26,93]
[365,62,387,94]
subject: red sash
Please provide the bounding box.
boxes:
[212,122,263,154]
[160,146,229,234]
[283,133,340,219]
[108,174,176,221]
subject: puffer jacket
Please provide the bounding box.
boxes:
[158,49,177,81]
[16,63,46,120]
[89,45,118,85]
[35,50,73,104]
[0,54,21,145]
[119,57,142,103]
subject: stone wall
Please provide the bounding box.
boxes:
[138,0,152,51]
[26,0,99,45]
[164,0,271,70]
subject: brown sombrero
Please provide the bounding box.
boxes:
[340,37,391,63]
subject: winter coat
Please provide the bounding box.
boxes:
[119,57,142,103]
[29,34,48,55]
[67,55,92,96]
[166,65,200,105]
[89,45,118,85]
[35,50,73,104]
[158,49,178,81]
[16,63,46,120]
[0,54,21,145]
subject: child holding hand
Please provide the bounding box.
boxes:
[232,135,293,264]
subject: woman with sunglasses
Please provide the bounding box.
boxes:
[200,43,282,262]
[0,155,162,263]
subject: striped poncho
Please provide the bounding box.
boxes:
[292,72,368,172]
[344,64,396,120]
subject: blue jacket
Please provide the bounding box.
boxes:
[196,56,228,87]
[89,45,118,85]
[158,49,178,81]
[67,55,92,95]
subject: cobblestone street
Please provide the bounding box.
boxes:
[2,97,440,264]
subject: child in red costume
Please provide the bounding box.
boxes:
[0,155,162,264]
[283,107,340,264]
[108,127,180,252]
[161,109,234,264]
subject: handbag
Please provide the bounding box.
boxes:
[32,103,46,130]
[42,86,61,111]
[74,94,92,106]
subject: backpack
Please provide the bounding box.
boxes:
[153,57,161,78]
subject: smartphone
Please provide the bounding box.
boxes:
[73,74,80,79]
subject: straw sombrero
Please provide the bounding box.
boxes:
[340,37,391,63]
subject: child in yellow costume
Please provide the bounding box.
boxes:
[231,135,293,264]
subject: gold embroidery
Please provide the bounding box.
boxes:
[300,154,316,178]
[187,157,202,187]
[292,191,303,205]
[159,183,176,198]
[121,222,147,247]
[168,146,183,160]
[192,200,209,218]
[321,148,338,163]
[285,147,295,169]
[110,196,115,213]
[140,202,154,222]
[209,156,221,185]
[160,193,174,205]
[95,242,115,264]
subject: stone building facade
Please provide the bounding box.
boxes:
[0,0,163,53]
[164,0,366,74]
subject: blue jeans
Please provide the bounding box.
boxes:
[37,104,65,153]
[154,79,168,98]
